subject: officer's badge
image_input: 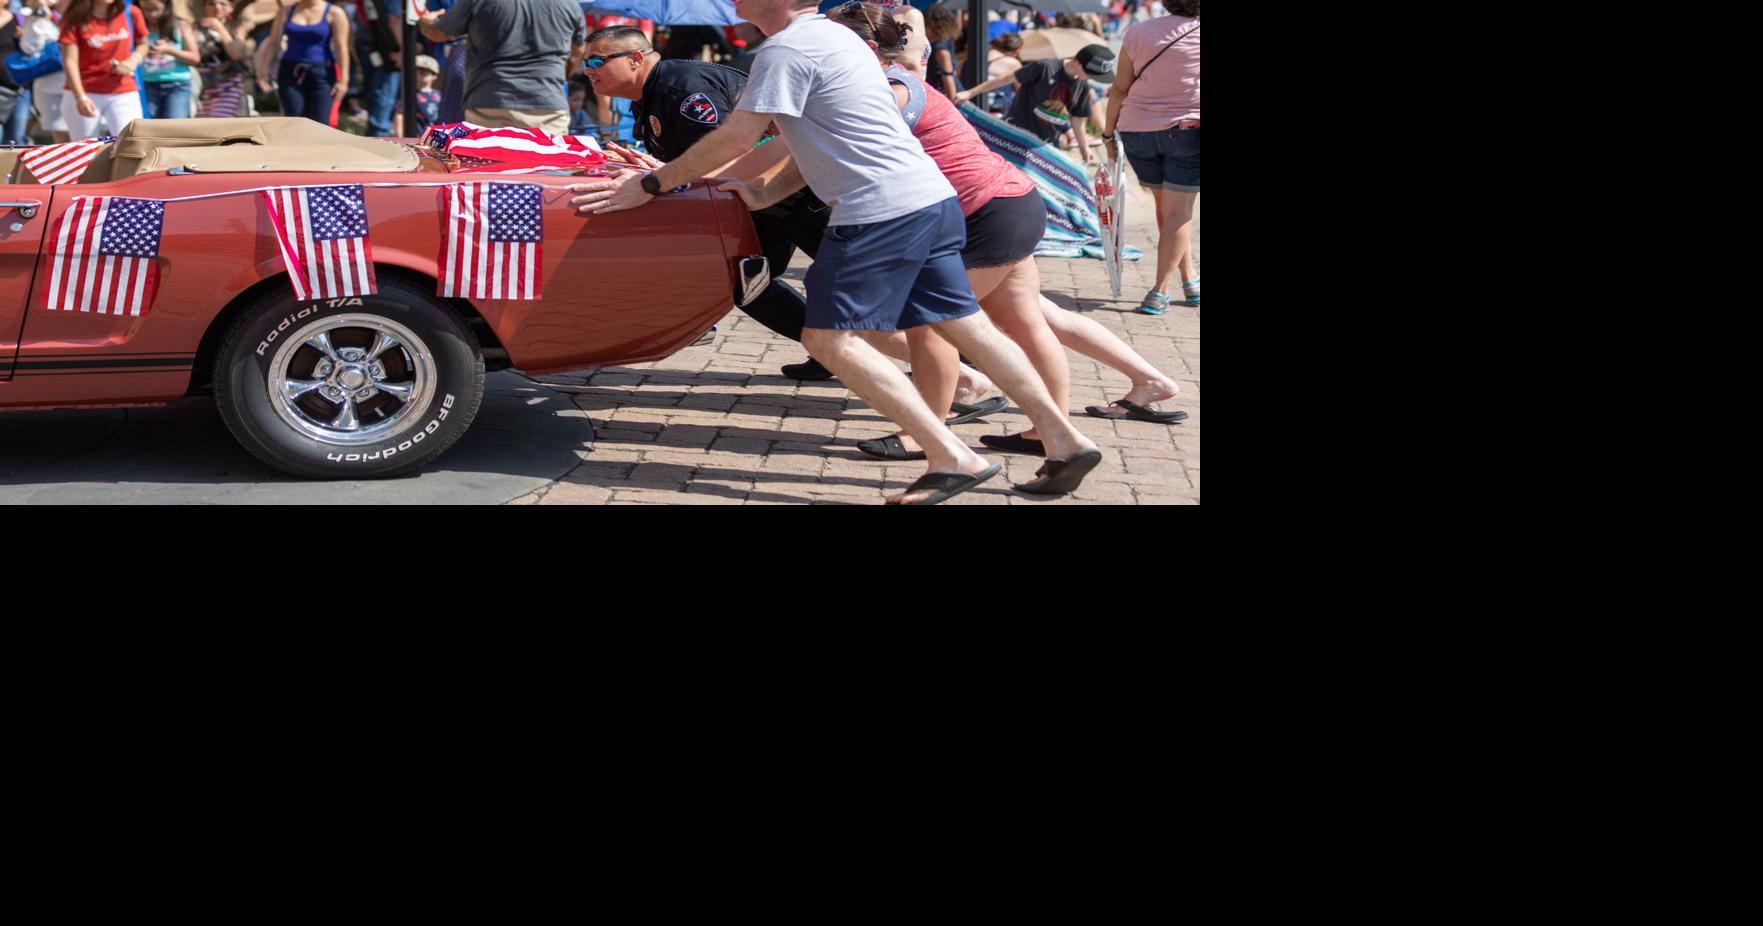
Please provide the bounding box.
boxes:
[680,92,720,125]
[649,115,663,138]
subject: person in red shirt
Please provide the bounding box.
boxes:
[59,0,150,139]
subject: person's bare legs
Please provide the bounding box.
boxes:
[868,330,998,404]
[926,313,1095,463]
[1038,295,1180,408]
[906,325,960,421]
[969,258,1069,442]
[802,327,993,504]
[859,326,990,456]
[1155,187,1200,296]
[1171,188,1199,285]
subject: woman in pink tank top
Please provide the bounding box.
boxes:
[1104,0,1199,316]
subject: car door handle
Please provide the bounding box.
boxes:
[1,200,41,219]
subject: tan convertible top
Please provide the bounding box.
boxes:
[61,117,418,182]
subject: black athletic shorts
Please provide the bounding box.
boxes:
[961,190,1046,269]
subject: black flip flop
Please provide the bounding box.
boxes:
[857,434,926,461]
[1085,400,1189,424]
[946,395,1008,426]
[893,464,1004,505]
[1013,448,1104,496]
[781,358,836,381]
[978,433,1046,456]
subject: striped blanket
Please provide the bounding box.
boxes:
[957,103,1141,262]
[196,72,249,119]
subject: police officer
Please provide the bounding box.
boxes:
[579,25,835,381]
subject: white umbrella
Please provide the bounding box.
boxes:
[1014,27,1109,63]
[996,0,1113,17]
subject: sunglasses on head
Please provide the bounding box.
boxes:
[584,50,639,70]
[839,1,880,32]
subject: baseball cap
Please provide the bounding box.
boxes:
[1075,44,1116,84]
[415,55,441,76]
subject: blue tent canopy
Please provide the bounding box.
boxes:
[817,0,942,11]
[579,1,742,27]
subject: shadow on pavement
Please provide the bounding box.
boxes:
[0,372,592,504]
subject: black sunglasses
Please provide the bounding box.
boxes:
[584,50,639,70]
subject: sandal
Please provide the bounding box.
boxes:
[781,357,836,381]
[1013,448,1104,496]
[1084,400,1188,424]
[946,395,1008,426]
[978,433,1046,456]
[891,464,1003,505]
[857,434,926,461]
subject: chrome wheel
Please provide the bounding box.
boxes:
[268,314,438,446]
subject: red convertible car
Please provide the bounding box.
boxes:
[0,117,767,477]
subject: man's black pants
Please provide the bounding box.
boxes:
[742,191,830,343]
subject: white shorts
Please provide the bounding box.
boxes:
[32,74,68,132]
[62,89,143,140]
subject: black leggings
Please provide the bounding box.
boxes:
[742,191,829,342]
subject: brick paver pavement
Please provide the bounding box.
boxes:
[508,178,1198,505]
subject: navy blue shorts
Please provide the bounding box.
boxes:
[1122,125,1200,192]
[804,197,981,331]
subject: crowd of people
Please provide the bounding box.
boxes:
[0,0,469,142]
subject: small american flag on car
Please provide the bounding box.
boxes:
[39,196,164,317]
[19,137,117,186]
[420,121,481,154]
[438,182,543,301]
[262,185,379,301]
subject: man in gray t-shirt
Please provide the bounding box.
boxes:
[420,0,587,136]
[567,0,1101,504]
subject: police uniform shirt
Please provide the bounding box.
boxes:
[631,59,748,162]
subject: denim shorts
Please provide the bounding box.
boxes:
[1121,125,1200,192]
[804,197,981,331]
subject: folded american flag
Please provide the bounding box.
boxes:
[424,123,605,169]
[19,138,117,186]
[439,182,543,301]
[262,185,378,301]
[452,156,573,175]
[40,196,164,317]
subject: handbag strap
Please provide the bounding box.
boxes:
[121,0,135,55]
[1135,21,1199,77]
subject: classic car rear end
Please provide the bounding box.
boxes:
[0,118,765,477]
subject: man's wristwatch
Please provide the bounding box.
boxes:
[641,174,664,196]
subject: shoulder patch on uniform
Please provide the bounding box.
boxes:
[680,92,720,125]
